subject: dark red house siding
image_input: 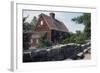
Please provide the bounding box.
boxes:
[35,16,49,31]
[29,13,69,47]
[35,16,51,41]
[31,39,37,47]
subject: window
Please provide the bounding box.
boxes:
[40,20,43,25]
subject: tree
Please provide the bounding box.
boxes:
[62,13,91,44]
[23,16,31,50]
[37,33,52,48]
[23,16,38,32]
[23,16,38,50]
[63,31,86,44]
[63,33,75,44]
[23,16,28,23]
[72,13,91,39]
[30,16,38,31]
[23,16,30,32]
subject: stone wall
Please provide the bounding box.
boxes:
[23,42,91,62]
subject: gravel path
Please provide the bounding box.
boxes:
[84,53,91,59]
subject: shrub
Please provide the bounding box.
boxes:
[63,32,87,44]
[37,33,53,48]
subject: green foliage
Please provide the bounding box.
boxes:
[30,16,38,31]
[63,32,86,44]
[23,16,30,50]
[23,16,38,32]
[63,13,91,44]
[23,33,31,50]
[23,16,29,23]
[23,22,31,32]
[23,16,29,32]
[72,13,91,39]
[74,33,86,44]
[37,33,53,48]
[23,16,38,50]
[72,13,91,25]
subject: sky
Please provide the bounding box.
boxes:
[23,10,85,33]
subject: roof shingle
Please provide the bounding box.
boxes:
[40,13,69,32]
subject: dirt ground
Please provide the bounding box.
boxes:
[84,53,91,59]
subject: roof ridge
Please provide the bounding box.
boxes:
[41,14,53,30]
[39,13,69,32]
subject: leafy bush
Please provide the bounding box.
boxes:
[23,33,31,50]
[37,40,53,48]
[37,33,53,48]
[63,32,87,44]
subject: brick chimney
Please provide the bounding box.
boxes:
[50,13,55,19]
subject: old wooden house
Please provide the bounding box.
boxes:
[35,13,69,43]
[26,13,69,49]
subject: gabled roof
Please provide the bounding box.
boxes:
[39,13,69,32]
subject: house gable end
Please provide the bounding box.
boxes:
[35,15,50,32]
